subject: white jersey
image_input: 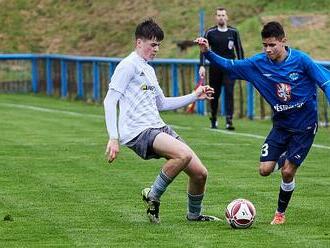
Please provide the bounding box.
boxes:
[109,51,166,144]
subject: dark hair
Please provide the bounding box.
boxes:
[261,21,285,40]
[216,7,227,13]
[135,18,164,41]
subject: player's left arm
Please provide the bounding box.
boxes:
[156,85,214,111]
[305,56,330,103]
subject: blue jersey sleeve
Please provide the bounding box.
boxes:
[204,51,254,81]
[303,54,330,103]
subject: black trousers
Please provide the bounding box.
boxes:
[209,66,235,121]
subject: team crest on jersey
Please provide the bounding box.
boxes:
[228,40,234,50]
[276,83,291,102]
[289,72,299,81]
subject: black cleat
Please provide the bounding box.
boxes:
[141,188,160,224]
[225,123,235,130]
[210,117,218,129]
[226,117,235,130]
[187,214,221,222]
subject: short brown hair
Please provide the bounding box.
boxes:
[216,7,227,13]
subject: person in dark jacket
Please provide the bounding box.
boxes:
[200,7,244,130]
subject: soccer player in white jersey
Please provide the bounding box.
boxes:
[104,19,219,223]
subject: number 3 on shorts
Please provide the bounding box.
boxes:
[261,143,269,157]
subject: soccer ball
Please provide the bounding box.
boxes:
[225,198,256,229]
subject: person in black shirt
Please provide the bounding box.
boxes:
[200,7,244,130]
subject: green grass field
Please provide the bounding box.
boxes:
[0,94,329,247]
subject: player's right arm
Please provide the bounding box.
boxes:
[104,61,134,163]
[104,89,121,163]
[195,37,253,81]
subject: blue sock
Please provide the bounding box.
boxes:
[148,170,173,201]
[187,193,204,219]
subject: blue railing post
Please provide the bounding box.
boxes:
[60,60,68,98]
[46,58,53,95]
[171,64,179,97]
[246,81,254,119]
[31,58,38,93]
[194,64,204,115]
[93,61,100,101]
[76,61,84,99]
[108,62,116,82]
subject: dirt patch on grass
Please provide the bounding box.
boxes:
[261,14,328,29]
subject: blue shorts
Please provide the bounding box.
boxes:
[259,124,317,166]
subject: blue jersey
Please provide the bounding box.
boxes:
[205,48,330,131]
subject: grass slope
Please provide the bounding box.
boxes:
[0,0,329,59]
[0,94,329,247]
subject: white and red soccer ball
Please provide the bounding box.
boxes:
[225,198,256,229]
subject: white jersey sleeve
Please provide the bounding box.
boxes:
[104,89,122,139]
[156,90,197,111]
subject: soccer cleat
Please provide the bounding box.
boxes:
[225,119,235,130]
[187,214,221,222]
[141,188,160,224]
[210,117,218,129]
[225,123,235,130]
[270,211,286,225]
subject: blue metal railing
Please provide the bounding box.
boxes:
[0,53,329,122]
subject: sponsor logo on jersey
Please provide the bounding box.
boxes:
[273,102,304,112]
[262,73,272,77]
[140,83,155,91]
[289,72,299,81]
[276,83,291,102]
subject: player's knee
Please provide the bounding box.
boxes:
[194,167,208,184]
[259,163,273,177]
[281,167,295,181]
[177,150,193,167]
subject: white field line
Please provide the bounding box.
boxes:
[1,103,329,150]
[0,103,103,119]
[207,128,330,150]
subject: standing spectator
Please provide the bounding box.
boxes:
[200,7,244,130]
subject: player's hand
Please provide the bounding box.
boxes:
[194,85,214,100]
[194,37,210,53]
[199,66,206,79]
[105,139,119,164]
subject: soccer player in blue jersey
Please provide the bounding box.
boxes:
[195,21,330,225]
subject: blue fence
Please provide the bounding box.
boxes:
[0,53,329,124]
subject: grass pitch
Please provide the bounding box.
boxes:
[0,94,329,247]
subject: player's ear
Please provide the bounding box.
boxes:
[136,38,143,48]
[282,37,287,44]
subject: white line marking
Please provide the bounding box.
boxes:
[0,103,103,119]
[1,103,329,150]
[208,128,265,139]
[205,128,330,150]
[169,124,192,130]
